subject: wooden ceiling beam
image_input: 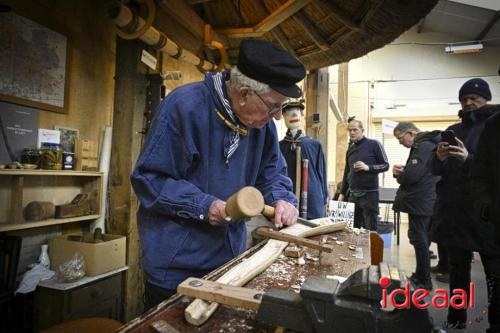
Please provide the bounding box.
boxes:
[293,11,329,51]
[217,0,312,38]
[318,1,361,31]
[157,0,228,46]
[271,28,298,57]
[255,0,311,32]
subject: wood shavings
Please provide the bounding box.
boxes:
[336,240,344,246]
[305,253,319,261]
[320,235,328,244]
[328,236,338,241]
[348,245,356,251]
[340,256,349,261]
[297,256,306,265]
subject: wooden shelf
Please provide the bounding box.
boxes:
[0,214,102,232]
[0,170,102,177]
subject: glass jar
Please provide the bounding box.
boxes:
[40,143,63,170]
[21,148,41,166]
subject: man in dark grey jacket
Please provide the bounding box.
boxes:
[393,122,441,290]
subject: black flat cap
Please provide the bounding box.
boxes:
[237,39,306,98]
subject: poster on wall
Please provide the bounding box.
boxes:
[0,101,38,164]
[0,12,68,113]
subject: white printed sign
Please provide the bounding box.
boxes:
[328,200,355,228]
[382,118,398,135]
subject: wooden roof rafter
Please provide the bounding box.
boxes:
[295,0,380,60]
[216,0,312,38]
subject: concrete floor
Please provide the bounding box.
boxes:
[384,221,489,332]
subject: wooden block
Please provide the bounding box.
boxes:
[23,201,55,221]
[178,278,262,311]
[284,244,304,258]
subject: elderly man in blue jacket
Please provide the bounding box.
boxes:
[131,39,305,310]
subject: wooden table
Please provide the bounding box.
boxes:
[118,229,370,333]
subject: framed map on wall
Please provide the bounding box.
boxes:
[0,12,69,114]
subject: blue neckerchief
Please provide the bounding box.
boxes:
[206,70,243,164]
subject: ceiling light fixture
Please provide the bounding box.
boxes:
[445,42,483,54]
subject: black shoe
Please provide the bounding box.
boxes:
[431,265,448,274]
[409,273,433,290]
[430,253,438,259]
[436,272,450,283]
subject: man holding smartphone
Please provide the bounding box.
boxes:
[428,78,500,331]
[392,122,441,290]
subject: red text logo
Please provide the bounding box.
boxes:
[379,276,475,310]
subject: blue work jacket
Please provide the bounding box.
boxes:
[131,71,296,289]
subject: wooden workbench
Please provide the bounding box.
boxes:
[118,228,370,333]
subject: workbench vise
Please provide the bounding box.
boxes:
[257,263,433,332]
[178,263,434,333]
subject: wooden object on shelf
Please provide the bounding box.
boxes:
[55,193,93,218]
[75,139,98,171]
[23,201,56,221]
[0,170,103,232]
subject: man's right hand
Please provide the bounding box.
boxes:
[338,194,345,202]
[392,164,404,177]
[436,142,452,161]
[208,199,230,226]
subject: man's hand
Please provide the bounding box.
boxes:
[208,199,229,226]
[353,161,369,172]
[273,200,298,228]
[447,137,469,162]
[436,142,452,161]
[392,164,405,177]
[338,194,345,202]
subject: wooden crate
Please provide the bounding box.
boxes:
[75,139,98,171]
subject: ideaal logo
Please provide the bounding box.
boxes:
[379,276,475,310]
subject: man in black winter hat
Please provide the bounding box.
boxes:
[132,38,306,311]
[429,78,500,331]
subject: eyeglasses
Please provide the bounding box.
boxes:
[254,91,287,115]
[396,132,409,140]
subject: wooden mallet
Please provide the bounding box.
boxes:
[225,186,274,219]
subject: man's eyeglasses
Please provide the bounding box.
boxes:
[254,91,287,115]
[396,131,409,140]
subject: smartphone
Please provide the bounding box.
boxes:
[441,130,458,146]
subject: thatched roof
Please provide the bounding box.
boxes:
[153,0,439,70]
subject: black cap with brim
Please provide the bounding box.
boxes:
[282,100,305,111]
[237,39,306,98]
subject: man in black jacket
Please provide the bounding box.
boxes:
[429,78,500,331]
[471,111,500,244]
[339,119,389,230]
[392,122,441,290]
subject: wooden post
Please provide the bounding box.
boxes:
[10,176,24,224]
[294,146,301,206]
[300,159,309,219]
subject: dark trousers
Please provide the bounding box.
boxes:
[408,214,431,280]
[350,191,379,231]
[447,247,500,332]
[144,281,176,312]
[437,241,449,270]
